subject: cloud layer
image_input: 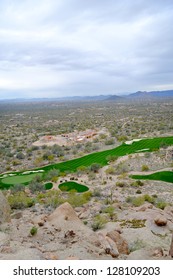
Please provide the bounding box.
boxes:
[0,0,173,98]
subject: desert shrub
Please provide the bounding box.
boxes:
[132,196,145,207]
[129,238,146,252]
[126,194,156,207]
[82,191,92,200]
[105,166,116,175]
[104,138,115,145]
[92,188,102,197]
[106,155,118,162]
[117,135,128,142]
[137,180,144,186]
[131,180,144,187]
[45,169,60,181]
[104,197,112,205]
[8,192,35,209]
[103,206,117,220]
[11,183,25,194]
[30,226,38,236]
[51,176,58,183]
[91,214,107,231]
[12,160,21,166]
[43,151,52,160]
[99,133,107,139]
[77,165,88,175]
[136,189,142,194]
[143,194,155,204]
[155,200,168,210]
[59,171,67,177]
[66,191,91,207]
[36,190,64,208]
[141,165,149,171]
[126,196,133,203]
[16,152,25,159]
[160,141,168,149]
[32,175,42,183]
[144,152,151,158]
[115,163,129,174]
[116,181,126,188]
[28,181,45,194]
[89,163,101,173]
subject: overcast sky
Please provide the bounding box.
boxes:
[0,0,173,99]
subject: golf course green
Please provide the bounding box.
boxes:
[58,181,89,192]
[44,182,53,190]
[1,174,38,186]
[130,171,173,184]
[0,136,173,188]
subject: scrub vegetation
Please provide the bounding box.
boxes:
[0,99,173,260]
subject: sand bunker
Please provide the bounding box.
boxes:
[125,138,142,145]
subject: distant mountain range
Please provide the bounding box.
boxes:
[106,90,173,101]
[1,90,173,103]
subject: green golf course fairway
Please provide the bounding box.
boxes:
[58,181,89,193]
[0,136,173,188]
[130,171,173,184]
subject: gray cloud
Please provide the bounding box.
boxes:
[0,0,173,98]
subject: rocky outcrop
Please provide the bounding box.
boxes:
[98,233,119,258]
[106,230,129,254]
[0,191,11,224]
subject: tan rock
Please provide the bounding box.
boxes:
[78,210,90,219]
[114,226,123,234]
[47,202,80,225]
[105,236,119,258]
[38,221,44,227]
[98,233,119,258]
[154,216,167,227]
[137,203,153,212]
[152,247,164,258]
[106,230,129,254]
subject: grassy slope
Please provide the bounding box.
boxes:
[1,136,173,187]
[131,171,173,184]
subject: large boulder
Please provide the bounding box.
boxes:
[154,215,167,227]
[47,202,84,229]
[0,191,11,224]
[47,202,97,237]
